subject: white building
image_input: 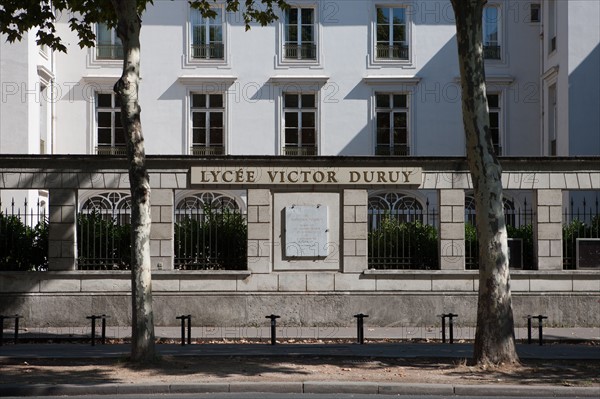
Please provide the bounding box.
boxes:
[2,1,598,159]
[0,1,599,327]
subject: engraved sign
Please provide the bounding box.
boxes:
[284,206,328,258]
[191,166,422,186]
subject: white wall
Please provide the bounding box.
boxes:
[47,0,544,158]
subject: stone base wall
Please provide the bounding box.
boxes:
[1,272,598,328]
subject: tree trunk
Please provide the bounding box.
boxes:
[450,0,519,366]
[111,0,156,363]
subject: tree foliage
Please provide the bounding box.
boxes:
[0,0,288,52]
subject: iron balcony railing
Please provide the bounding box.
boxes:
[483,45,501,60]
[375,145,410,156]
[282,146,318,156]
[96,44,124,60]
[284,43,317,60]
[191,43,225,60]
[96,146,127,156]
[190,146,225,156]
[376,44,409,60]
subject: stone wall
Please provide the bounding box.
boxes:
[0,156,598,328]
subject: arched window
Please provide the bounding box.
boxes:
[368,192,425,229]
[175,192,241,222]
[81,191,131,225]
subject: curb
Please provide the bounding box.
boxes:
[1,382,599,397]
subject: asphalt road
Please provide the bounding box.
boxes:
[0,395,585,399]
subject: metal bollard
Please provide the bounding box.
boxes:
[353,313,369,344]
[87,315,110,346]
[0,315,22,346]
[265,314,280,345]
[439,313,458,344]
[176,315,192,346]
[526,315,548,345]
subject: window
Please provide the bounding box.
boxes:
[530,3,541,23]
[548,0,557,52]
[487,93,502,155]
[483,6,501,60]
[190,93,224,155]
[375,93,409,156]
[283,93,317,156]
[190,8,224,60]
[96,23,123,60]
[284,7,316,60]
[96,93,125,155]
[375,7,408,60]
[548,84,557,155]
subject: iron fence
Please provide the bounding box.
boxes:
[0,198,48,271]
[77,192,131,270]
[563,194,599,270]
[465,197,536,270]
[174,193,247,270]
[367,194,439,270]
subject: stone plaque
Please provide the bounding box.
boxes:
[284,205,328,258]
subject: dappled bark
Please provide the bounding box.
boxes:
[111,0,156,362]
[450,0,519,365]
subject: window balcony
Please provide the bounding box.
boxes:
[96,44,124,60]
[284,43,317,60]
[483,45,501,60]
[191,43,225,60]
[375,145,410,156]
[191,146,225,156]
[282,146,318,156]
[96,146,127,155]
[376,44,409,60]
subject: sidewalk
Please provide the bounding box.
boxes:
[8,325,600,342]
[1,327,599,397]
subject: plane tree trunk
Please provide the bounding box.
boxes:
[450,0,519,366]
[111,0,156,363]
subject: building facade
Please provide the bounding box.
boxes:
[0,1,599,329]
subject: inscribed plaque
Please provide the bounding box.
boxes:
[284,206,329,258]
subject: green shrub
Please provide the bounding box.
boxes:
[77,212,131,270]
[0,213,48,271]
[368,216,438,269]
[175,204,247,270]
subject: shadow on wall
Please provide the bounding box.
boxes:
[569,44,600,156]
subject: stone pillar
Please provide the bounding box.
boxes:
[535,189,563,270]
[150,189,174,270]
[439,189,465,270]
[247,189,272,273]
[342,189,368,273]
[48,189,77,271]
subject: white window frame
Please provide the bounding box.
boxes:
[486,92,503,156]
[369,3,414,69]
[186,5,229,68]
[547,0,557,54]
[281,91,319,156]
[277,3,321,68]
[90,23,123,66]
[483,4,503,62]
[188,92,226,156]
[373,92,411,156]
[94,91,126,155]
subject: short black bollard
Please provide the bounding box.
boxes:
[353,313,369,344]
[176,315,192,346]
[526,315,548,345]
[266,314,280,345]
[439,313,458,344]
[87,315,110,346]
[0,315,22,346]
